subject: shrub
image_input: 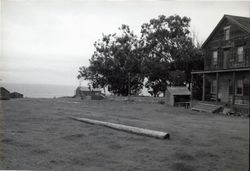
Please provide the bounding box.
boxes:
[158,100,165,104]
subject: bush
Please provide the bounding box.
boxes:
[158,100,165,104]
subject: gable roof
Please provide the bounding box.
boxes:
[167,86,191,95]
[78,86,101,92]
[0,87,10,93]
[201,15,250,48]
[226,15,250,32]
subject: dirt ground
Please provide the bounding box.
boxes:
[0,98,249,170]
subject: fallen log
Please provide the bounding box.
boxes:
[70,117,170,139]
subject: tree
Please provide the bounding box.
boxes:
[169,70,186,86]
[140,14,203,95]
[78,25,144,96]
[169,39,204,89]
[78,15,204,97]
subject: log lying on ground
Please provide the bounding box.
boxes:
[70,117,170,139]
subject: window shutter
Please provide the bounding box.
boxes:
[218,48,222,67]
[243,78,250,97]
[230,48,234,63]
[233,47,237,63]
[229,79,234,95]
[206,50,211,68]
[244,46,249,64]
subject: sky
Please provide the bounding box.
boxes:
[1,0,250,87]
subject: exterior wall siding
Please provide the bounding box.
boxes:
[204,19,250,71]
[194,16,250,115]
[218,73,231,103]
[234,71,250,105]
[107,96,166,103]
[204,71,250,106]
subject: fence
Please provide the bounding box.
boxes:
[106,96,166,104]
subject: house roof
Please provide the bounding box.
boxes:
[78,86,101,92]
[79,86,90,91]
[202,15,250,48]
[167,86,191,95]
[226,15,250,32]
[0,87,10,93]
[10,92,23,95]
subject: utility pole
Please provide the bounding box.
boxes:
[128,72,131,96]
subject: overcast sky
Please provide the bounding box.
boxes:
[1,0,249,86]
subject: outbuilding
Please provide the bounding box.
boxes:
[165,87,191,108]
[0,87,10,100]
[10,92,24,98]
[75,86,102,99]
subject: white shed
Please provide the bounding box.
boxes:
[165,87,191,108]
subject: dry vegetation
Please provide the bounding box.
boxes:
[0,98,249,170]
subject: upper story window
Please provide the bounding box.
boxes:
[237,46,244,62]
[212,51,218,65]
[224,26,230,40]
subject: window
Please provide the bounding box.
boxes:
[211,80,217,94]
[237,46,244,62]
[236,80,243,96]
[212,51,218,65]
[224,26,230,40]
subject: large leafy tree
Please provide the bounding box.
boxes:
[78,25,144,96]
[78,15,204,97]
[168,36,204,88]
[140,15,203,96]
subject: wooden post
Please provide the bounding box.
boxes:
[190,74,193,107]
[216,72,219,104]
[202,73,205,101]
[232,71,236,105]
[128,72,131,96]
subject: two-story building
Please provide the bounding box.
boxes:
[192,15,250,115]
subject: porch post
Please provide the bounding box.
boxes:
[216,72,219,104]
[232,71,235,105]
[202,73,205,101]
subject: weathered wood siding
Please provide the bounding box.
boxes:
[203,19,250,70]
[234,71,250,105]
[218,73,231,103]
[204,71,250,105]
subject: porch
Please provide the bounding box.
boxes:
[191,68,250,115]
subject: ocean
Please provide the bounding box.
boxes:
[0,83,154,98]
[0,83,77,98]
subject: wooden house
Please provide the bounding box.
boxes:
[192,15,250,114]
[0,87,10,100]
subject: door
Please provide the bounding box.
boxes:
[219,77,230,103]
[223,49,230,69]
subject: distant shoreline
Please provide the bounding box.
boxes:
[0,83,76,98]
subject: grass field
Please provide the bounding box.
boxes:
[0,98,249,170]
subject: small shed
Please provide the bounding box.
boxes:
[10,92,24,98]
[0,87,10,100]
[75,86,102,99]
[165,87,191,108]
